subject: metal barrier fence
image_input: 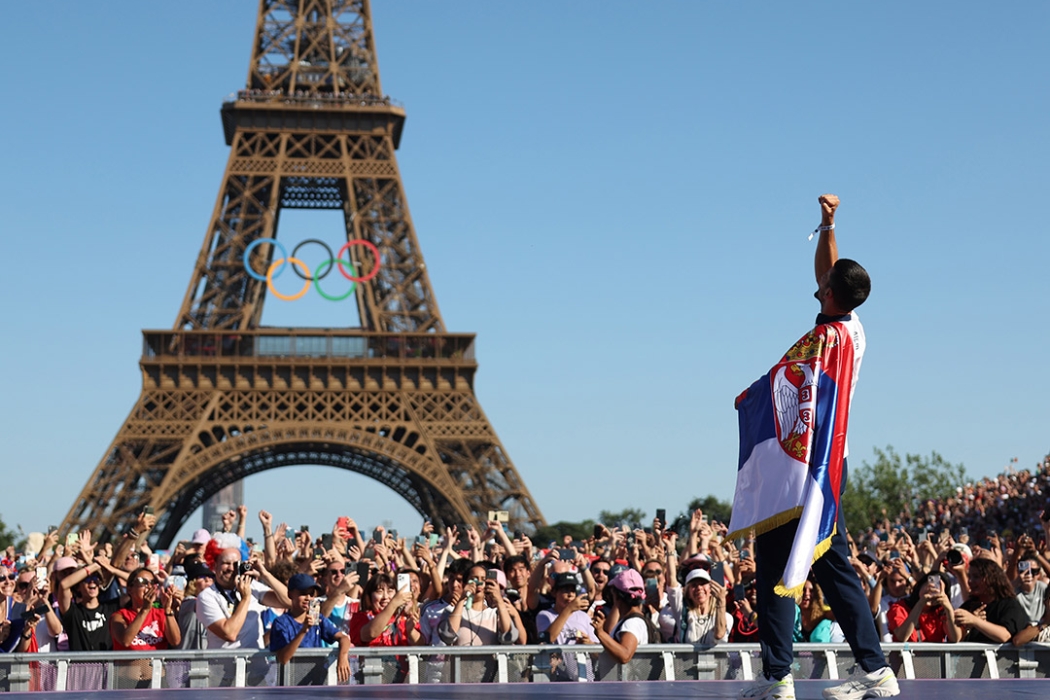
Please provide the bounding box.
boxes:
[2,643,1049,691]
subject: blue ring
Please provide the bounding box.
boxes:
[243,239,289,281]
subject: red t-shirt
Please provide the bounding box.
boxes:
[886,601,948,642]
[111,607,170,651]
[347,610,418,647]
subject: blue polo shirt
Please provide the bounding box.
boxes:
[269,612,341,652]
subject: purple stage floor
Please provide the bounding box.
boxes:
[6,679,1049,699]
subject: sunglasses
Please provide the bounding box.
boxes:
[326,568,346,575]
[591,568,610,576]
[16,581,34,589]
[84,576,101,584]
[642,570,663,577]
[131,577,157,586]
[0,574,16,582]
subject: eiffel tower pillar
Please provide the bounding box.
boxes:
[59,0,545,546]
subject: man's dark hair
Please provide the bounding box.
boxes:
[829,258,871,312]
[502,554,530,576]
[446,557,474,580]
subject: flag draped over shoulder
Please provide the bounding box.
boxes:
[726,322,855,599]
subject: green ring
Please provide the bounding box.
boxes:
[313,258,357,301]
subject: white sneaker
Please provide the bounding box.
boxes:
[822,666,900,700]
[740,674,795,700]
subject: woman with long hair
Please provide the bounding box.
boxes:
[953,558,1029,643]
[659,568,730,645]
[347,571,421,647]
[799,579,843,643]
[886,571,961,643]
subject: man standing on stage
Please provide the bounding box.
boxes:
[732,195,899,700]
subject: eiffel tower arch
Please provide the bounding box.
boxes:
[60,0,545,546]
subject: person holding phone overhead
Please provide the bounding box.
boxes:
[730,195,898,700]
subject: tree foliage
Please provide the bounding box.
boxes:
[597,508,647,529]
[841,446,967,533]
[533,520,596,546]
[681,495,733,525]
[0,514,24,552]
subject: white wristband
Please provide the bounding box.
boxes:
[808,223,835,241]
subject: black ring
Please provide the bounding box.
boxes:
[290,239,335,281]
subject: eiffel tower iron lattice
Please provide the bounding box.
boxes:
[60,0,546,546]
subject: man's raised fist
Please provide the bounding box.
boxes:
[819,194,840,221]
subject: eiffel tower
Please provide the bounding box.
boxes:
[60,0,545,546]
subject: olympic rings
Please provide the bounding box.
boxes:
[313,259,357,302]
[336,240,381,283]
[266,257,312,301]
[291,239,335,281]
[244,237,381,301]
[243,239,288,281]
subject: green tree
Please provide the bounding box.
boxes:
[533,520,596,546]
[681,495,733,525]
[597,508,647,529]
[0,514,24,552]
[841,446,967,533]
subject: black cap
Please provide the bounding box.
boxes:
[184,562,215,580]
[552,572,582,590]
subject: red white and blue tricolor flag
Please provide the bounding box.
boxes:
[726,322,855,598]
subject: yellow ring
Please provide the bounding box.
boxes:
[266,257,311,301]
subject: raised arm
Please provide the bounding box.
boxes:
[815,194,840,284]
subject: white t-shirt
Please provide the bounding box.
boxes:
[196,581,271,649]
[614,616,649,646]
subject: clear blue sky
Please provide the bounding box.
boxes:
[2,2,1047,545]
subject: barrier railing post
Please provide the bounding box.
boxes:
[740,648,754,680]
[187,658,210,688]
[662,651,677,680]
[574,652,590,682]
[901,648,915,679]
[151,658,163,688]
[530,650,551,682]
[407,653,420,684]
[56,658,68,691]
[824,649,839,679]
[7,660,31,692]
[984,649,1000,679]
[497,652,508,683]
[234,655,246,687]
[696,650,720,680]
[1018,648,1037,679]
[361,656,384,684]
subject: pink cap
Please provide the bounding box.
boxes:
[53,557,79,573]
[609,568,645,597]
[488,569,507,589]
[191,529,211,545]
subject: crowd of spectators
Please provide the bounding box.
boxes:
[1,454,1048,684]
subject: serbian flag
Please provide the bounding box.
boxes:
[726,322,855,599]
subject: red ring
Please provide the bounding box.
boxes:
[336,240,381,283]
